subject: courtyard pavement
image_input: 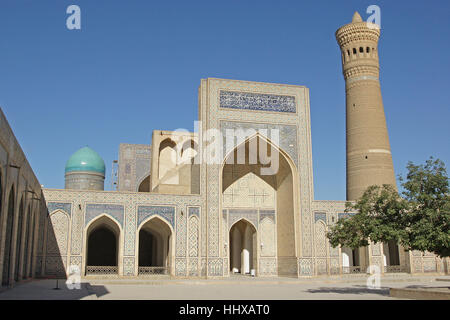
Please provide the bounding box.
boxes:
[0,274,448,300]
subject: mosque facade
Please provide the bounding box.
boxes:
[0,13,447,287]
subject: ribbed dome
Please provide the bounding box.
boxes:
[65,147,105,175]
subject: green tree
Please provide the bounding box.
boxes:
[327,157,450,258]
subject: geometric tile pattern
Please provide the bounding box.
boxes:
[188,206,200,218]
[137,205,175,228]
[47,202,72,216]
[85,204,124,227]
[314,212,326,223]
[298,258,313,276]
[176,210,187,257]
[228,209,258,230]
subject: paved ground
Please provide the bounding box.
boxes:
[0,275,448,300]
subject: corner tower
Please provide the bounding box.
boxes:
[336,12,396,200]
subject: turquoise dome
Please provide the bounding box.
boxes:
[65,147,105,175]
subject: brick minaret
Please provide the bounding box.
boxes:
[336,12,396,200]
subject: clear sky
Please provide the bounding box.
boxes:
[0,0,449,200]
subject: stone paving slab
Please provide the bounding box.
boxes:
[390,287,450,300]
[0,275,447,300]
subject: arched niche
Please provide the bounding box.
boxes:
[158,138,178,185]
[2,185,15,286]
[229,219,257,275]
[137,216,173,275]
[138,175,150,192]
[85,215,121,274]
[222,133,298,275]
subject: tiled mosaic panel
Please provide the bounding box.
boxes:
[223,258,229,276]
[298,258,313,276]
[330,258,340,275]
[188,207,200,218]
[338,212,356,220]
[137,205,175,228]
[201,258,207,277]
[188,216,199,257]
[85,204,124,227]
[259,210,275,223]
[208,258,223,276]
[314,212,326,222]
[329,244,339,257]
[259,258,277,276]
[46,211,69,255]
[176,258,187,276]
[316,258,328,275]
[188,258,198,277]
[71,204,83,255]
[314,221,327,257]
[222,210,228,256]
[47,202,72,216]
[123,257,135,276]
[220,91,296,113]
[228,209,258,229]
[176,210,187,257]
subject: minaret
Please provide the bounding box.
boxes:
[336,12,396,200]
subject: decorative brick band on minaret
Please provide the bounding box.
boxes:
[336,12,396,201]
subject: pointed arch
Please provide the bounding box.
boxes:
[137,174,150,192]
[22,203,32,279]
[46,209,70,256]
[2,185,15,286]
[179,139,199,164]
[229,217,257,233]
[14,195,25,281]
[229,218,257,275]
[85,214,122,273]
[221,132,299,276]
[158,138,178,184]
[221,131,298,176]
[137,215,174,275]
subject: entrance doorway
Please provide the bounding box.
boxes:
[138,217,172,275]
[86,216,120,275]
[229,219,257,275]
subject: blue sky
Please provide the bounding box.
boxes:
[0,0,449,200]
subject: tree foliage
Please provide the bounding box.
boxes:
[327,157,450,258]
